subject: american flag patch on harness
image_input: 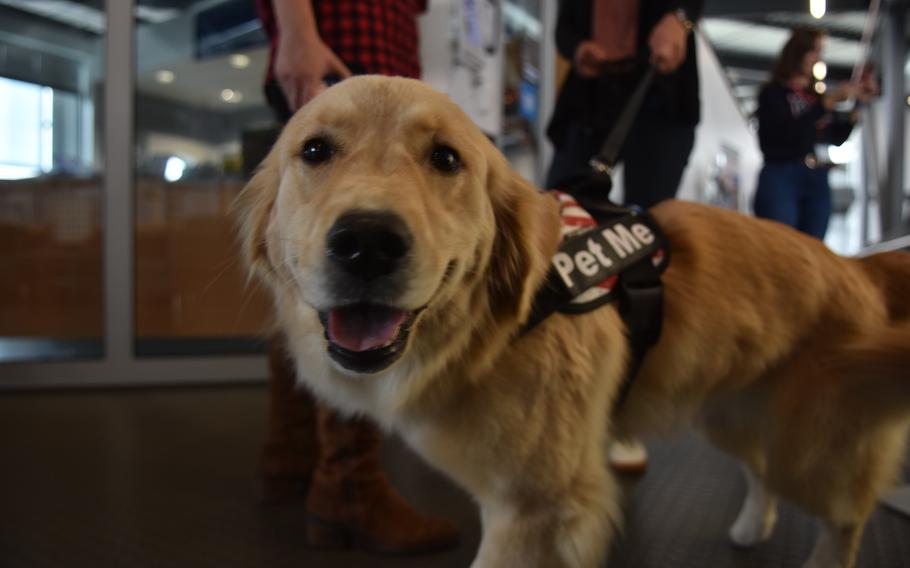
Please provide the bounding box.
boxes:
[548,190,667,312]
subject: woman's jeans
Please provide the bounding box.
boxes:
[753,160,831,240]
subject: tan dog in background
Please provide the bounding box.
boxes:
[237,76,910,568]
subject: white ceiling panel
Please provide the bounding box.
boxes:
[702,17,861,68]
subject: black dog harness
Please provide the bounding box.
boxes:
[521,191,669,410]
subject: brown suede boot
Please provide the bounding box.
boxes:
[305,408,460,554]
[260,334,319,504]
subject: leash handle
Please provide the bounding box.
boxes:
[589,65,657,173]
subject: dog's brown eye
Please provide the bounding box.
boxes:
[301,137,335,165]
[430,145,462,174]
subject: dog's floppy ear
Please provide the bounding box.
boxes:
[234,146,281,286]
[486,153,560,327]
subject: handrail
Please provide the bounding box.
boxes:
[856,234,910,256]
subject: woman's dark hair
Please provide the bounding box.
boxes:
[771,27,826,83]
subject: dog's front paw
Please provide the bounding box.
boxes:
[728,506,776,547]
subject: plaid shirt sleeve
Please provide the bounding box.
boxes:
[257,0,423,84]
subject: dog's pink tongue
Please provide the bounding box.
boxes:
[328,305,407,352]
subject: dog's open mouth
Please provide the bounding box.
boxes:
[319,304,418,373]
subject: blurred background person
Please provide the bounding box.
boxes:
[253,0,459,554]
[544,0,703,475]
[753,27,878,240]
[545,0,703,209]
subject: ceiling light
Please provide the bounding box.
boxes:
[164,157,186,182]
[229,54,251,69]
[814,81,827,94]
[810,0,826,19]
[221,89,243,103]
[155,70,175,84]
[813,61,827,80]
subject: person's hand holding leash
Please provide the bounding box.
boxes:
[649,12,688,74]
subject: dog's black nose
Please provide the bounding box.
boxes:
[326,211,412,280]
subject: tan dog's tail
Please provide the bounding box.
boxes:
[833,325,910,421]
[840,326,910,375]
[836,251,910,420]
[858,251,910,321]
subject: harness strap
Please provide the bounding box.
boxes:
[614,254,664,410]
[519,276,567,336]
[518,204,668,414]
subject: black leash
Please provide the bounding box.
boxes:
[589,65,658,178]
[527,64,665,414]
[563,64,657,223]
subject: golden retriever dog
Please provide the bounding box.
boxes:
[237,76,910,568]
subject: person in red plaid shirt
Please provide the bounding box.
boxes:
[256,0,425,118]
[253,0,460,556]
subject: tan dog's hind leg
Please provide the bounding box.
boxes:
[729,463,778,547]
[802,522,863,568]
[698,392,778,547]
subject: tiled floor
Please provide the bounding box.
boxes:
[1,385,908,568]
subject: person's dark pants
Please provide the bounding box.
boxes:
[546,113,695,209]
[753,161,831,240]
[265,81,294,122]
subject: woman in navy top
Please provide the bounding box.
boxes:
[754,27,876,239]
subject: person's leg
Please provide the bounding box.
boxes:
[260,333,319,503]
[257,81,313,500]
[261,337,459,552]
[546,122,606,189]
[797,168,832,239]
[753,163,801,228]
[305,408,460,552]
[622,118,696,209]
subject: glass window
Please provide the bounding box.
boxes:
[0,3,104,362]
[134,0,272,356]
[0,78,51,179]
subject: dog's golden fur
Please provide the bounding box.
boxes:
[237,76,910,568]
